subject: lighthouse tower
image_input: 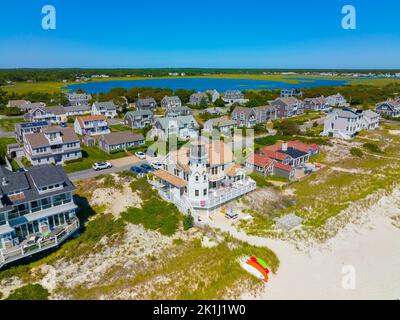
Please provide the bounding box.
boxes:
[187,140,209,206]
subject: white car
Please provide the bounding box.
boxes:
[92,162,112,171]
[135,151,146,160]
[150,161,163,170]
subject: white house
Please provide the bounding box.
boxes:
[24,126,82,166]
[326,93,349,107]
[223,90,248,105]
[149,139,256,214]
[321,108,378,139]
[204,117,237,134]
[92,101,118,118]
[0,165,79,268]
[161,96,182,109]
[206,89,220,102]
[150,115,199,140]
[74,115,111,136]
[361,110,380,130]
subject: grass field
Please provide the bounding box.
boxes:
[1,81,74,94]
[0,117,24,132]
[64,145,128,173]
[241,122,400,238]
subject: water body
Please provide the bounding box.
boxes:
[64,77,349,94]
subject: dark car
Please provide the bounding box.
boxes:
[140,163,154,173]
[130,166,145,177]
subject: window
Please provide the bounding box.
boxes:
[195,190,199,197]
[203,189,207,196]
[195,175,199,182]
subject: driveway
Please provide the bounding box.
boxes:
[68,155,146,182]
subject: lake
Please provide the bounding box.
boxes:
[64,77,349,94]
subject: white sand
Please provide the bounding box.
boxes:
[210,189,400,300]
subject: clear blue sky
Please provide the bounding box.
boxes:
[0,0,399,69]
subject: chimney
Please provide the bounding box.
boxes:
[282,143,288,151]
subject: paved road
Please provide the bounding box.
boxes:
[68,160,148,182]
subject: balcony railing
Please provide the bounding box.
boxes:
[191,179,256,209]
[0,218,80,269]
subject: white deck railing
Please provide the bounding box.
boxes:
[0,219,80,269]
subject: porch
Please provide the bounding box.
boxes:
[0,217,80,269]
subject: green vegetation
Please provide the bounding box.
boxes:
[6,284,49,300]
[110,124,132,132]
[122,177,181,236]
[249,173,274,188]
[59,237,279,300]
[0,137,16,165]
[350,148,363,157]
[64,145,128,173]
[363,142,382,153]
[273,119,301,136]
[183,214,194,230]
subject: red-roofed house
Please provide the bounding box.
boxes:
[245,140,319,180]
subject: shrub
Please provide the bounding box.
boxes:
[6,284,49,300]
[273,120,301,136]
[122,198,180,236]
[109,148,125,154]
[363,142,382,153]
[183,214,194,230]
[64,158,83,165]
[350,147,363,157]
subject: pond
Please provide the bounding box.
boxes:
[64,77,349,94]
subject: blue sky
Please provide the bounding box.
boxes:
[0,0,399,69]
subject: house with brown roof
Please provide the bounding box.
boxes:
[149,138,256,213]
[24,106,66,124]
[99,131,145,153]
[24,127,82,166]
[74,115,111,136]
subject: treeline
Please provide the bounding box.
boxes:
[2,68,400,84]
[0,88,68,115]
[302,83,400,107]
[93,87,197,105]
[240,84,400,108]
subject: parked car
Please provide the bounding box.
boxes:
[60,122,68,128]
[17,168,28,172]
[92,162,112,171]
[150,161,163,170]
[130,166,145,177]
[140,163,154,173]
[135,151,146,160]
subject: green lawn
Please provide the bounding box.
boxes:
[0,117,24,132]
[64,145,128,173]
[0,137,17,165]
[110,124,132,132]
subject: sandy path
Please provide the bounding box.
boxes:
[209,190,400,300]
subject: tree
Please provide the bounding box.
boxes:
[175,89,195,104]
[274,120,300,136]
[199,97,208,109]
[213,97,225,108]
[183,214,194,230]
